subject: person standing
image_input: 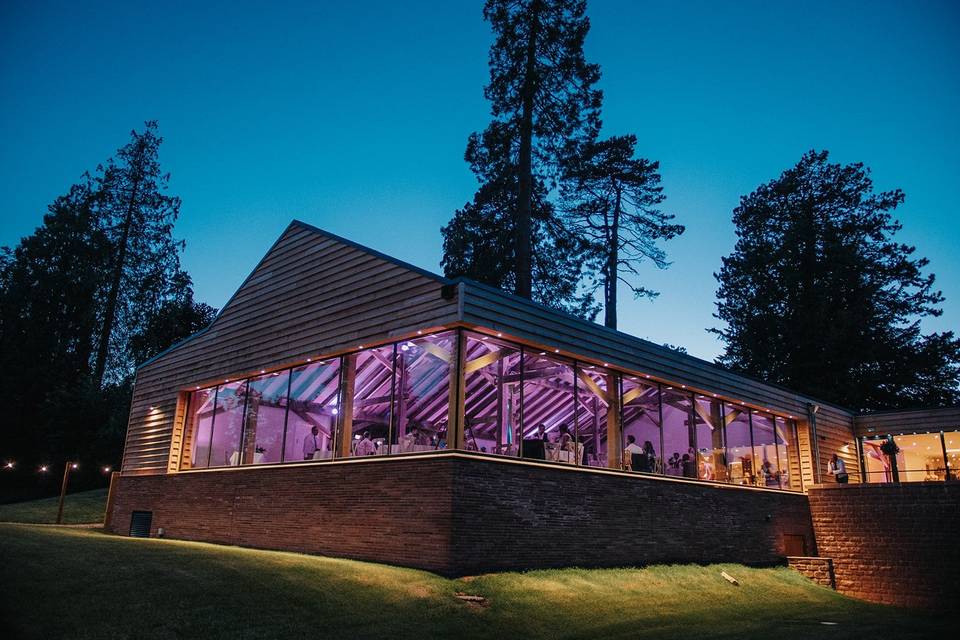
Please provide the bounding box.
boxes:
[827,453,849,484]
[355,431,377,456]
[302,426,320,460]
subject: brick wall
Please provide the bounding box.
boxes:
[808,483,960,608]
[108,453,813,576]
[787,556,835,588]
[450,457,814,574]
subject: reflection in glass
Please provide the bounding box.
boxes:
[522,352,576,463]
[209,381,247,467]
[463,333,522,456]
[286,359,341,462]
[621,378,661,473]
[184,387,216,469]
[241,370,290,464]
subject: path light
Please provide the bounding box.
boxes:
[4,461,13,469]
[40,465,48,472]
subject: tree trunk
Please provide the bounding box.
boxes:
[604,190,621,329]
[93,171,141,387]
[515,0,540,299]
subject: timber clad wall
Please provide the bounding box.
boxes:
[107,454,814,576]
[808,483,960,608]
[121,223,460,474]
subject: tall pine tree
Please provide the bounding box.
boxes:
[561,134,684,329]
[443,0,602,305]
[713,150,959,410]
[92,121,184,386]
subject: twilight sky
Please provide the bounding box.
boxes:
[2,0,958,361]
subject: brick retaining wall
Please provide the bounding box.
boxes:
[787,556,835,588]
[107,453,814,576]
[808,482,960,608]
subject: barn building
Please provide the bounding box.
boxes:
[105,220,959,592]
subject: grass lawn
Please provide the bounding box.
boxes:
[0,488,107,524]
[0,524,945,640]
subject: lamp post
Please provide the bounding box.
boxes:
[56,461,79,525]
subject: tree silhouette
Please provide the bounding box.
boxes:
[92,121,184,386]
[562,134,684,328]
[713,150,959,410]
[444,0,602,302]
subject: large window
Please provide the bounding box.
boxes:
[863,432,955,483]
[522,351,576,463]
[621,378,661,473]
[209,380,247,467]
[394,332,455,453]
[286,359,341,462]
[463,333,522,456]
[694,396,726,482]
[751,412,780,488]
[344,345,395,457]
[174,329,804,490]
[184,387,216,469]
[725,405,753,485]
[661,388,695,477]
[576,365,613,468]
[241,370,290,465]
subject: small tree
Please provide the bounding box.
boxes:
[713,150,960,410]
[562,134,684,329]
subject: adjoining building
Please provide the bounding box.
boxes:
[106,220,958,580]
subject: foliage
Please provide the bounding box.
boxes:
[713,150,960,410]
[1,525,949,639]
[92,120,185,386]
[0,122,213,477]
[443,124,598,317]
[561,134,684,328]
[443,0,602,305]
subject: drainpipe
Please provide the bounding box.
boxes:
[807,403,821,484]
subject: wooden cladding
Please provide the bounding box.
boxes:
[121,222,459,473]
[120,220,860,485]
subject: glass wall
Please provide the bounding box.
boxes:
[185,387,216,469]
[286,359,340,462]
[209,380,247,467]
[621,378,661,473]
[522,351,576,462]
[661,388,695,477]
[576,366,612,467]
[863,431,957,483]
[694,396,726,482]
[175,328,805,490]
[346,345,395,457]
[751,412,780,488]
[463,333,522,456]
[725,406,753,485]
[241,371,290,465]
[394,333,455,453]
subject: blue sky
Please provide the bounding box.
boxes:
[2,0,958,360]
